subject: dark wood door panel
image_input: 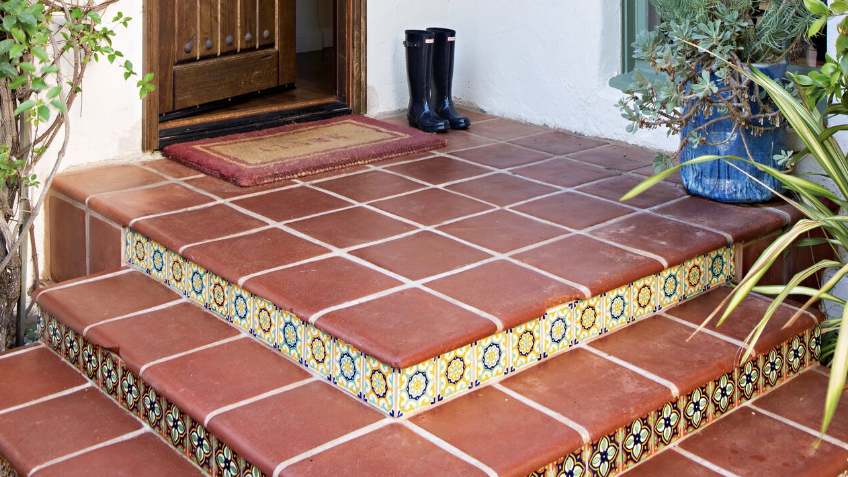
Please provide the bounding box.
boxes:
[239,0,258,51]
[175,0,197,63]
[257,0,276,49]
[172,50,280,110]
[198,0,219,59]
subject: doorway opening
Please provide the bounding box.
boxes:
[142,0,365,150]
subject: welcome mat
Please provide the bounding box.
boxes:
[162,115,446,186]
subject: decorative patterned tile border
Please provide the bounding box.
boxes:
[125,228,737,417]
[0,455,17,477]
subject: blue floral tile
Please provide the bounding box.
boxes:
[475,330,509,385]
[35,310,45,341]
[711,373,735,419]
[168,251,188,294]
[277,310,305,362]
[621,413,653,469]
[252,297,277,347]
[63,326,81,368]
[304,325,333,379]
[186,261,209,306]
[80,338,100,381]
[141,386,163,434]
[99,350,122,402]
[736,357,761,404]
[606,286,630,330]
[438,344,474,401]
[214,439,243,477]
[574,297,604,343]
[240,462,264,477]
[631,275,657,320]
[587,432,618,477]
[163,398,188,453]
[333,339,363,397]
[510,318,542,371]
[148,239,168,282]
[46,316,63,354]
[707,248,731,289]
[551,451,586,477]
[543,304,572,358]
[683,255,707,298]
[658,265,683,310]
[399,359,436,416]
[786,334,807,377]
[207,274,230,319]
[125,229,135,264]
[128,230,148,269]
[120,363,143,417]
[809,326,822,363]
[653,400,681,451]
[762,345,785,389]
[683,385,710,435]
[188,417,214,473]
[363,355,394,415]
[230,287,254,333]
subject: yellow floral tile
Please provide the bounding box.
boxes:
[186,261,208,306]
[631,275,657,320]
[399,359,436,416]
[438,344,474,401]
[606,286,630,331]
[658,266,683,310]
[683,255,707,298]
[147,239,168,283]
[128,230,148,269]
[475,330,509,385]
[510,318,542,371]
[574,296,604,342]
[229,287,254,332]
[207,274,230,318]
[304,325,333,379]
[707,248,731,288]
[543,304,573,357]
[167,251,188,294]
[252,297,277,347]
[333,339,363,397]
[363,355,394,415]
[277,310,304,362]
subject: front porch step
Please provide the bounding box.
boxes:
[26,264,831,476]
[0,344,203,477]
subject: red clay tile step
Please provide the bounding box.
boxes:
[25,265,835,477]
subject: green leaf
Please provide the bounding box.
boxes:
[833,1,848,13]
[12,99,36,116]
[804,0,831,16]
[47,85,61,99]
[810,17,827,38]
[0,39,15,56]
[37,104,49,121]
[50,99,67,114]
[17,61,34,72]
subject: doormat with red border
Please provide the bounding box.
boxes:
[162,115,446,187]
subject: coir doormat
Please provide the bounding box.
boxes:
[162,115,446,186]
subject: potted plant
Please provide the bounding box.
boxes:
[618,0,814,203]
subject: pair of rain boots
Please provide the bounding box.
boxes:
[403,28,471,133]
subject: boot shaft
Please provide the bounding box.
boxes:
[427,28,456,98]
[403,30,448,133]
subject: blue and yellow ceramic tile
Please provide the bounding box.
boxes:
[207,274,230,319]
[230,287,254,333]
[99,350,122,402]
[587,431,619,477]
[574,296,604,343]
[551,452,586,477]
[127,229,148,268]
[653,399,681,451]
[736,356,761,404]
[46,315,63,354]
[527,464,547,477]
[438,344,474,401]
[277,310,305,363]
[141,385,164,434]
[240,461,264,477]
[167,251,188,295]
[605,285,630,331]
[304,325,333,379]
[630,275,657,320]
[186,261,209,306]
[621,413,653,469]
[187,416,214,473]
[543,305,572,358]
[147,239,169,282]
[163,397,189,453]
[35,310,45,342]
[707,247,731,288]
[333,339,363,397]
[399,359,436,415]
[682,385,710,435]
[475,330,509,385]
[213,439,243,477]
[786,334,807,377]
[762,344,785,388]
[80,337,100,381]
[809,326,822,363]
[363,355,394,415]
[120,364,143,418]
[252,298,278,347]
[683,255,707,298]
[711,372,735,419]
[510,318,542,371]
[657,265,683,310]
[63,326,81,368]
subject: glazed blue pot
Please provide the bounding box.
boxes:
[679,63,787,204]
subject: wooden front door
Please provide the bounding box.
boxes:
[157,0,296,114]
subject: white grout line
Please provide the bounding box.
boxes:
[400,421,499,477]
[27,428,149,476]
[203,377,316,427]
[84,181,174,207]
[35,268,133,296]
[271,419,393,477]
[672,447,743,477]
[583,345,681,397]
[177,224,275,255]
[749,404,848,451]
[0,383,93,417]
[138,335,247,377]
[0,343,44,361]
[761,205,793,224]
[660,313,748,349]
[127,200,226,228]
[493,383,592,444]
[811,366,829,378]
[82,299,185,337]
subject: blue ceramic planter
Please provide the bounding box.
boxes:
[679,63,787,204]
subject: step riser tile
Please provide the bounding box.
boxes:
[0,455,18,477]
[125,228,736,417]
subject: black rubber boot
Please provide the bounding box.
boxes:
[427,27,471,130]
[404,30,448,133]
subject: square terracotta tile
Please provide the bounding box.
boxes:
[287,206,416,249]
[568,144,655,172]
[232,186,350,223]
[317,289,498,368]
[654,197,788,243]
[142,159,202,178]
[437,210,568,254]
[447,173,558,206]
[280,424,488,477]
[510,131,607,156]
[457,108,496,122]
[132,204,267,252]
[350,231,492,281]
[514,158,618,188]
[679,409,848,477]
[410,386,584,477]
[88,183,215,226]
[425,260,582,329]
[47,194,86,282]
[621,450,723,477]
[386,156,490,185]
[513,192,633,230]
[371,188,494,226]
[314,170,425,202]
[88,216,122,274]
[185,175,294,199]
[449,143,553,169]
[243,256,401,321]
[577,175,686,209]
[142,338,311,423]
[468,118,547,140]
[53,164,167,203]
[590,213,727,266]
[441,130,498,153]
[0,346,88,412]
[182,228,329,284]
[207,381,383,474]
[589,316,739,394]
[514,235,663,296]
[633,165,684,185]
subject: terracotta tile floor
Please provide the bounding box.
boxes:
[52,113,799,386]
